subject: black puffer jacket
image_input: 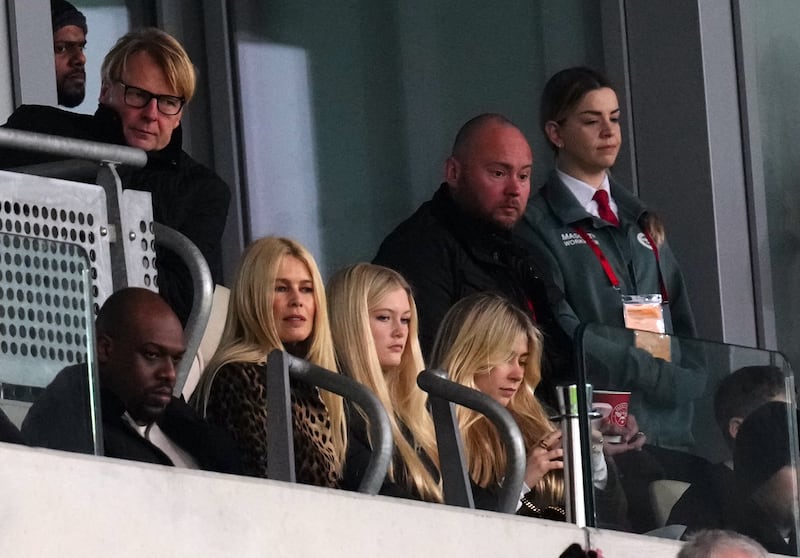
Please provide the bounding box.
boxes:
[2,104,231,323]
[374,184,572,404]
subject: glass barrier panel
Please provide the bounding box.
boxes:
[0,232,100,454]
[574,323,798,556]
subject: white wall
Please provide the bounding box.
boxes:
[0,442,692,558]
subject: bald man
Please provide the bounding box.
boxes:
[22,288,240,473]
[374,113,571,403]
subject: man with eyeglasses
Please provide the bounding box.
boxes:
[51,0,87,108]
[1,28,231,325]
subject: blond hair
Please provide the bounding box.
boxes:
[328,263,442,501]
[101,27,196,102]
[192,237,345,470]
[430,293,563,504]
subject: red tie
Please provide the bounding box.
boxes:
[593,189,619,227]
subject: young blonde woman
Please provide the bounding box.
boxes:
[191,236,346,487]
[431,293,625,522]
[430,292,566,516]
[327,263,441,502]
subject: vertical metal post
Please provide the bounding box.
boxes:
[95,163,128,292]
[425,370,474,508]
[557,384,588,527]
[265,350,296,482]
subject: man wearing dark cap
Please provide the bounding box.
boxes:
[51,0,87,107]
[731,401,799,555]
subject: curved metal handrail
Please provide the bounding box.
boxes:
[417,369,526,514]
[0,128,147,167]
[153,223,214,397]
[266,350,393,495]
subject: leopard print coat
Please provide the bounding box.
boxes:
[203,361,339,487]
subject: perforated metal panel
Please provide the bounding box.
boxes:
[0,171,111,312]
[120,189,158,290]
[0,170,157,310]
[0,232,92,388]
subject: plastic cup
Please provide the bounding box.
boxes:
[593,390,631,442]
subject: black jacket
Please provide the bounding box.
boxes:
[0,407,24,445]
[21,364,241,474]
[1,104,231,324]
[342,403,439,500]
[101,390,242,474]
[667,462,733,534]
[374,184,572,403]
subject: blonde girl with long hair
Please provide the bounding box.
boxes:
[192,237,346,487]
[430,292,566,516]
[328,263,441,502]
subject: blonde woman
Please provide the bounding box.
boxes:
[328,263,441,502]
[191,237,345,487]
[430,292,566,516]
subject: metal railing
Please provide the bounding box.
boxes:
[1,127,213,397]
[266,350,393,495]
[0,128,147,168]
[154,223,214,397]
[417,368,526,514]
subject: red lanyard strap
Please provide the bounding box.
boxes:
[573,225,669,303]
[573,227,620,289]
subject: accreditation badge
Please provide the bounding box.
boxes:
[622,294,671,361]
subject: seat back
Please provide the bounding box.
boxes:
[181,285,230,400]
[649,479,690,528]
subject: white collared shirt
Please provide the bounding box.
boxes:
[122,412,200,469]
[556,169,618,221]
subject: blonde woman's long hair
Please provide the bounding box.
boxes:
[328,263,442,502]
[192,236,346,470]
[430,293,564,504]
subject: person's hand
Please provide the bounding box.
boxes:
[589,427,609,486]
[599,412,646,456]
[525,429,564,488]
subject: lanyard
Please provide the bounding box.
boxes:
[573,225,669,303]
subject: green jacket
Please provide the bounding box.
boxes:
[517,171,705,450]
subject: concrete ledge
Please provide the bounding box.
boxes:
[0,442,684,557]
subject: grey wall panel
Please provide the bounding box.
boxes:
[697,0,755,346]
[7,0,56,108]
[624,0,756,345]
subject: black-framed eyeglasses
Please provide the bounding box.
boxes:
[116,81,185,116]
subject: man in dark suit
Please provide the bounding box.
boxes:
[22,287,240,473]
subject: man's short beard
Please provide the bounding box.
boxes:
[451,184,518,232]
[58,87,86,108]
